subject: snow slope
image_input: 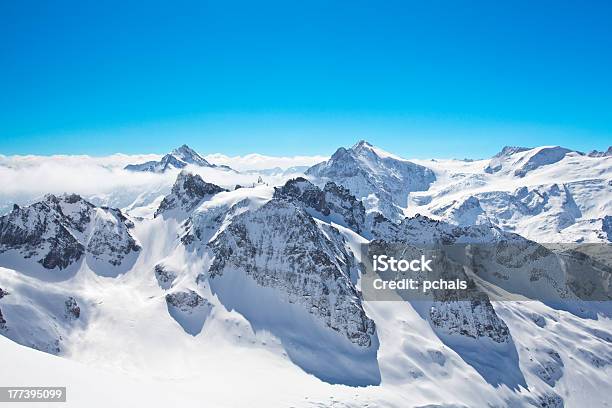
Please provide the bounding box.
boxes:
[407,146,612,243]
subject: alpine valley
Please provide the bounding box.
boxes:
[0,141,611,407]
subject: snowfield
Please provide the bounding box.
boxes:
[0,142,610,407]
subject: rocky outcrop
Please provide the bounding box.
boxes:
[587,146,612,157]
[207,199,376,347]
[166,290,208,311]
[429,298,510,343]
[273,177,366,233]
[155,264,177,290]
[64,296,80,320]
[155,171,226,217]
[0,194,139,270]
[165,290,212,336]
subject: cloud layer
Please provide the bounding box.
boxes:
[205,153,326,171]
[0,152,327,214]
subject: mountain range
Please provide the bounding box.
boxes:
[0,140,611,407]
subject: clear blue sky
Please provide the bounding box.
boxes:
[1,0,611,158]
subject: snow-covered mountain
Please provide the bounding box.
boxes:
[306,140,436,222]
[0,141,611,407]
[125,144,233,173]
[0,193,140,273]
[407,145,612,243]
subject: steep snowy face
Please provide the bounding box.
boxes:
[206,199,376,348]
[0,194,139,270]
[273,177,366,233]
[306,141,435,221]
[171,144,212,167]
[124,144,216,173]
[155,171,227,217]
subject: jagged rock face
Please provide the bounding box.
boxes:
[587,146,612,157]
[64,297,80,320]
[155,172,226,217]
[368,216,522,343]
[165,290,213,336]
[530,392,564,408]
[429,298,510,343]
[273,177,366,233]
[306,141,435,222]
[531,348,564,386]
[0,194,139,270]
[124,144,214,173]
[367,234,512,343]
[166,290,208,311]
[154,264,177,290]
[87,207,140,267]
[371,213,491,244]
[207,200,376,347]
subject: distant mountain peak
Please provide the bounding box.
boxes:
[124,144,214,173]
[306,141,435,221]
[352,140,373,149]
[587,146,612,157]
[170,144,210,166]
[493,146,532,158]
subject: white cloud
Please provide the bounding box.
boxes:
[0,154,175,213]
[0,152,328,214]
[205,153,327,171]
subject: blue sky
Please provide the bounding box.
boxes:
[1,0,611,158]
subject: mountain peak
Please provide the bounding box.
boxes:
[587,146,612,157]
[172,144,197,157]
[493,146,532,158]
[125,144,212,172]
[155,171,227,217]
[352,140,373,149]
[170,144,211,166]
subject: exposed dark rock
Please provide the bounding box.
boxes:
[0,194,139,270]
[273,177,366,233]
[155,171,227,216]
[64,296,80,320]
[155,264,177,290]
[207,199,376,347]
